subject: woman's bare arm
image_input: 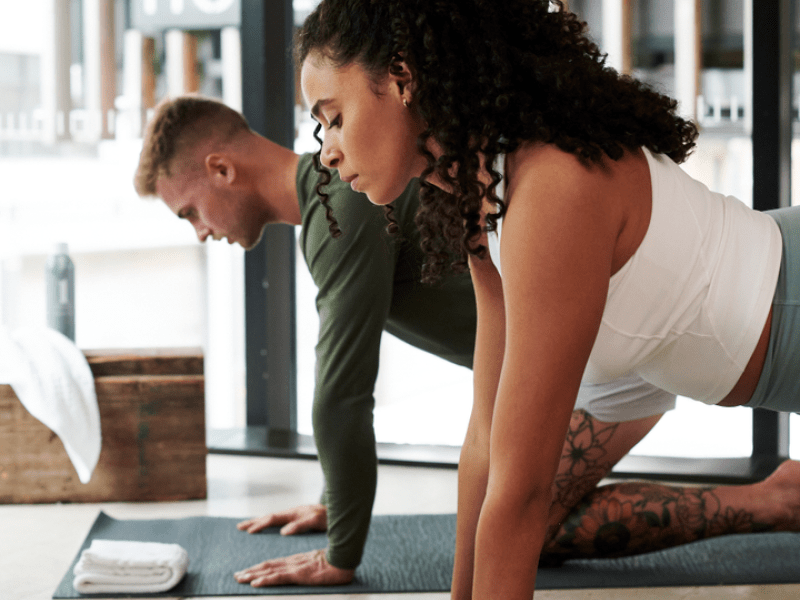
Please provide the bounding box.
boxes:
[451,247,506,600]
[470,145,635,599]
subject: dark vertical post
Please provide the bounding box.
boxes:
[749,0,792,462]
[240,0,297,432]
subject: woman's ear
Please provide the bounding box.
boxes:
[205,154,237,186]
[388,59,416,106]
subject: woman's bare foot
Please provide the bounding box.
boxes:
[757,459,800,531]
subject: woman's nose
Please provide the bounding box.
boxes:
[320,138,341,169]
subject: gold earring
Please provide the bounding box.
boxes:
[403,98,409,108]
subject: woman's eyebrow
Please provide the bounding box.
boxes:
[311,98,333,120]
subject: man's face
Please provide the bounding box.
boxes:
[156,170,267,250]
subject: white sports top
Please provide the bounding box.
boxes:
[489,148,782,406]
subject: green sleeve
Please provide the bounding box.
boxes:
[297,157,397,569]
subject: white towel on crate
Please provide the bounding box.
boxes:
[0,326,100,483]
[73,539,190,594]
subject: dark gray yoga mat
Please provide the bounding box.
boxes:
[54,511,800,597]
[54,511,454,597]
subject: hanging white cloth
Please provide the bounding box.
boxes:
[0,326,101,483]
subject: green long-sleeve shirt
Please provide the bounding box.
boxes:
[296,154,477,569]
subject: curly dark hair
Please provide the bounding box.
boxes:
[296,0,698,283]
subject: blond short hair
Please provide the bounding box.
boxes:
[134,95,250,197]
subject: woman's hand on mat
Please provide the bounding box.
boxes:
[237,504,327,535]
[234,549,355,587]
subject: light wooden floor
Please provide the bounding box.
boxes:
[4,454,800,600]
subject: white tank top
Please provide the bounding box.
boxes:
[489,148,782,405]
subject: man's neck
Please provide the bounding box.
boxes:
[252,135,302,226]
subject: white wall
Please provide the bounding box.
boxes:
[0,0,46,54]
[10,246,206,349]
[0,138,245,430]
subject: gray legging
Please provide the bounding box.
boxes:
[746,206,800,413]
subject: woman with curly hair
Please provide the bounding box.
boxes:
[296,0,800,597]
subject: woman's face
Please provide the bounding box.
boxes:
[301,53,427,206]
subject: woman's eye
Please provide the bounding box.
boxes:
[328,115,341,129]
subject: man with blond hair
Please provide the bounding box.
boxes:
[135,94,478,586]
[135,94,800,590]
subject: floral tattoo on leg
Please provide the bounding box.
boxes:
[540,411,771,564]
[552,411,620,517]
[545,474,771,561]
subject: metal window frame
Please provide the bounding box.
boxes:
[745,0,792,468]
[240,0,297,434]
[209,0,794,484]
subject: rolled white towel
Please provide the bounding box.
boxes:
[73,539,189,594]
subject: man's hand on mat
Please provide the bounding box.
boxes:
[234,549,355,587]
[237,504,327,536]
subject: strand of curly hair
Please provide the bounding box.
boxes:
[297,0,698,283]
[311,121,399,237]
[311,122,341,238]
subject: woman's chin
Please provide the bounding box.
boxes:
[365,190,394,206]
[366,182,413,206]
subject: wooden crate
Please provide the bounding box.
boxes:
[0,348,206,503]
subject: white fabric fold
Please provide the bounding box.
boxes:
[0,326,100,483]
[73,539,189,594]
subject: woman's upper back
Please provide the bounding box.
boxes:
[497,144,782,405]
[583,149,781,403]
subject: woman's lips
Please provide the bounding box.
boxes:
[341,174,360,192]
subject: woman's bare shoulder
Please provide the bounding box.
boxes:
[504,144,611,213]
[506,142,645,191]
[503,143,650,276]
